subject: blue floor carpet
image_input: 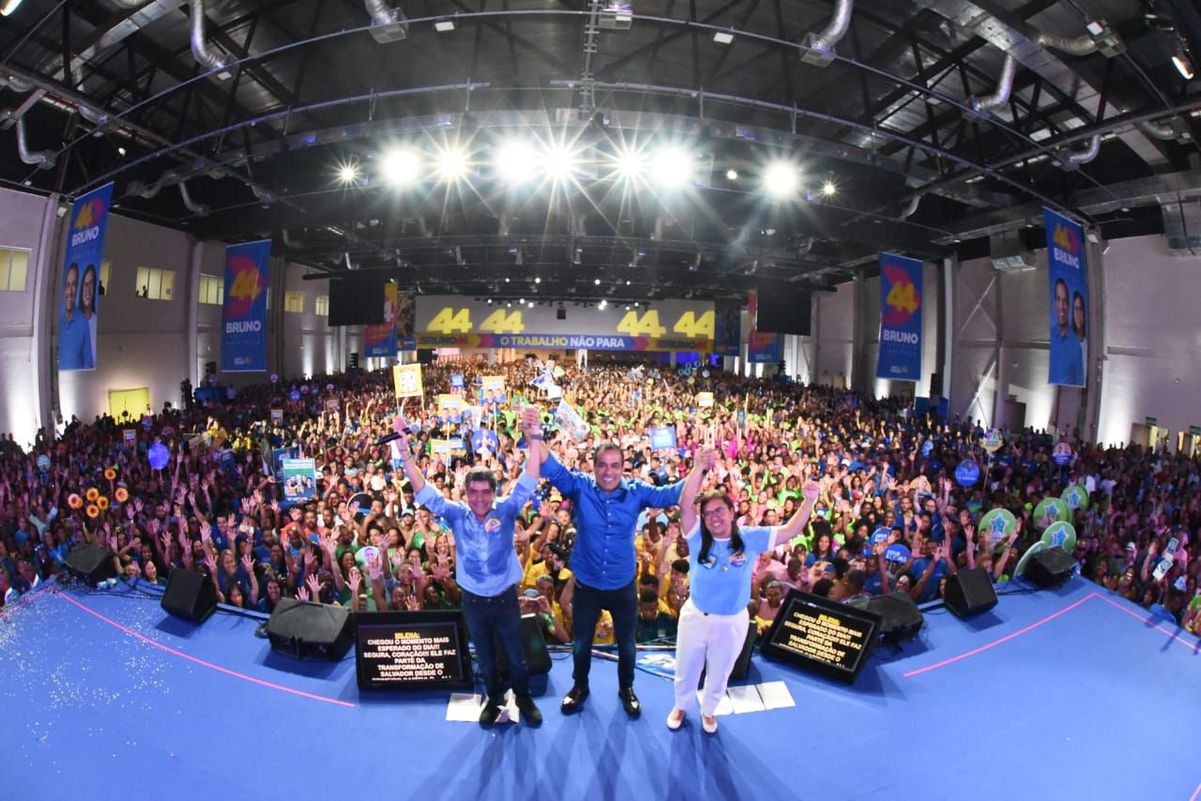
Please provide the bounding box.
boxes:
[1,576,1198,801]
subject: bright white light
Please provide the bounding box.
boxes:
[594,278,601,285]
[338,163,360,185]
[763,161,800,198]
[598,300,607,309]
[821,179,837,197]
[495,140,536,184]
[527,301,535,308]
[613,146,646,181]
[534,276,541,284]
[725,168,738,181]
[651,146,693,188]
[713,30,734,45]
[380,147,422,186]
[434,19,455,32]
[435,146,469,181]
[545,145,580,181]
[0,0,24,17]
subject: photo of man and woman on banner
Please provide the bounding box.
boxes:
[58,183,114,372]
[1043,207,1089,388]
[280,458,316,506]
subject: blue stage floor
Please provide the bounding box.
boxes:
[1,576,1199,801]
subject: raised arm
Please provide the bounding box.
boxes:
[769,480,821,549]
[679,448,717,535]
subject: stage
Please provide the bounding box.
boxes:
[1,576,1198,801]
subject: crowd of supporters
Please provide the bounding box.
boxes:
[2,358,1198,640]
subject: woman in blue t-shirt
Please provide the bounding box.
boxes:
[667,448,820,734]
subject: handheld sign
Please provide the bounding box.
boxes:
[648,425,677,451]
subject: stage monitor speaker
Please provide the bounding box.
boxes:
[161,569,218,623]
[929,372,943,396]
[858,592,923,644]
[1025,547,1075,588]
[64,544,117,586]
[943,567,998,618]
[493,613,552,676]
[266,598,354,660]
[729,621,757,681]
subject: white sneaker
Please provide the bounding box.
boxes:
[701,714,718,734]
[666,708,686,730]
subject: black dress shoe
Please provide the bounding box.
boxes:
[516,695,543,727]
[618,688,641,718]
[560,685,589,714]
[479,701,503,726]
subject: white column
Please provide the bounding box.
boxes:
[186,239,203,387]
[32,194,60,437]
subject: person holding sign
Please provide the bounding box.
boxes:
[668,448,819,734]
[533,434,686,718]
[390,408,544,727]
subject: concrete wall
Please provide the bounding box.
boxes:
[0,190,50,447]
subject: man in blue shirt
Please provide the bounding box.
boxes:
[57,262,94,371]
[535,440,684,717]
[393,409,543,727]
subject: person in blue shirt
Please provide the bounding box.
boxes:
[535,437,684,718]
[57,262,94,371]
[668,447,820,734]
[393,409,543,727]
[1048,277,1083,386]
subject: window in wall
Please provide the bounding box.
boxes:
[284,290,305,314]
[315,295,329,316]
[199,273,224,305]
[0,247,30,292]
[100,259,111,296]
[135,266,174,300]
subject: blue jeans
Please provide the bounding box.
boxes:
[570,578,638,690]
[461,585,530,705]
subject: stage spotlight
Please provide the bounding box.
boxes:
[726,168,739,181]
[821,179,837,197]
[545,144,580,181]
[651,146,693,188]
[613,145,646,181]
[763,161,800,199]
[495,140,536,184]
[380,147,422,186]
[594,278,601,285]
[337,162,361,186]
[435,146,470,181]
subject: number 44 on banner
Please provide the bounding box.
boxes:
[393,364,424,398]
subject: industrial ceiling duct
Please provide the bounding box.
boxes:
[1034,20,1123,58]
[14,116,56,169]
[365,0,409,43]
[800,0,853,67]
[1058,134,1101,170]
[897,193,924,220]
[968,53,1016,113]
[0,71,34,92]
[177,181,209,216]
[1136,118,1192,142]
[189,0,227,73]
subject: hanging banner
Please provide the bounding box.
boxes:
[713,299,742,357]
[220,239,271,372]
[1044,207,1088,387]
[875,253,923,382]
[747,290,783,364]
[58,182,114,372]
[364,281,399,357]
[397,292,416,351]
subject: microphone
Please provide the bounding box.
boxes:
[375,432,403,447]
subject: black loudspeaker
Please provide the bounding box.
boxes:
[556,306,566,320]
[493,613,552,676]
[728,621,757,681]
[204,360,217,377]
[266,598,354,660]
[1026,548,1076,588]
[161,569,218,623]
[929,372,943,396]
[416,349,435,365]
[64,544,117,586]
[348,351,360,369]
[943,567,998,618]
[858,592,923,645]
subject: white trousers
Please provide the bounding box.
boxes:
[673,598,749,717]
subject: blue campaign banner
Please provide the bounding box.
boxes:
[876,253,923,381]
[1044,207,1088,387]
[747,290,783,364]
[57,182,114,372]
[221,239,271,372]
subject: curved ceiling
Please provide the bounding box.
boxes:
[1,0,1198,302]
